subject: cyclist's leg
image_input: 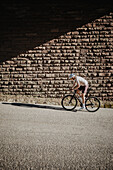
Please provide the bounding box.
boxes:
[79,90,85,110]
[77,86,84,97]
[82,85,88,108]
[81,93,85,106]
[76,89,80,96]
[84,85,89,95]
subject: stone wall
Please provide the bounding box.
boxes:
[0,11,113,107]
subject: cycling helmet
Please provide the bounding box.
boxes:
[69,73,75,79]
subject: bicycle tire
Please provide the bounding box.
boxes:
[61,95,77,111]
[85,96,100,112]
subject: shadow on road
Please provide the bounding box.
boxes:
[2,102,77,112]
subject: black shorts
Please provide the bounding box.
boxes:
[78,86,85,93]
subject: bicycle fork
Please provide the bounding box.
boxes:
[69,95,75,104]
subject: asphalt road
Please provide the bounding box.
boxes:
[0,102,113,170]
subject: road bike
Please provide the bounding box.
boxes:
[61,88,100,112]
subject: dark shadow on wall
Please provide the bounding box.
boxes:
[0,0,113,63]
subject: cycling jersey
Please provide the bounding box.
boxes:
[76,76,88,86]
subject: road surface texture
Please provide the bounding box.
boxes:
[0,102,113,170]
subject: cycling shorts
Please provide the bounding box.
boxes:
[78,85,88,94]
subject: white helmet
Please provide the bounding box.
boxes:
[69,73,75,79]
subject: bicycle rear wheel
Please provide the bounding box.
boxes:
[85,96,100,112]
[61,95,77,111]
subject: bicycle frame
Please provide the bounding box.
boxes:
[72,89,91,106]
[62,88,100,112]
[71,90,83,106]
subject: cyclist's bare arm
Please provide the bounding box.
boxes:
[71,81,80,91]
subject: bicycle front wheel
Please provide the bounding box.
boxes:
[85,96,100,112]
[61,95,77,111]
